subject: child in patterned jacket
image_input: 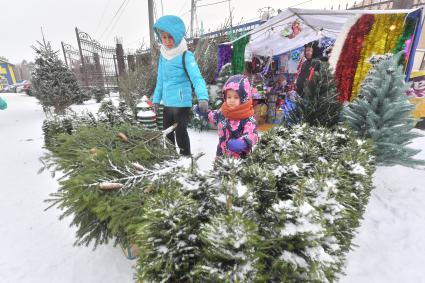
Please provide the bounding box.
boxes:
[195,75,259,158]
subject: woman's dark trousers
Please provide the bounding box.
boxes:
[163,107,191,156]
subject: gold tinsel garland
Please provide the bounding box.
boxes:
[350,14,405,100]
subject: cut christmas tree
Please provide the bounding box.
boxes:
[32,39,86,114]
[287,60,342,128]
[343,52,425,167]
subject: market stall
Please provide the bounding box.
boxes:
[216,7,423,125]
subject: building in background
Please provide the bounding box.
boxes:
[0,58,17,90]
[14,60,34,82]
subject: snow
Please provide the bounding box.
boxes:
[0,93,134,283]
[280,250,308,268]
[341,136,425,283]
[349,162,367,176]
[2,93,425,282]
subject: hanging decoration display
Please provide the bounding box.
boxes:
[334,14,375,102]
[329,15,362,71]
[215,9,422,105]
[350,14,405,100]
[334,11,419,102]
[232,36,250,74]
[281,20,302,39]
[216,44,233,79]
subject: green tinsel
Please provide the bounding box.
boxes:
[392,17,416,62]
[232,35,250,74]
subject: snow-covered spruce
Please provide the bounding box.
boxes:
[42,100,138,148]
[195,212,261,282]
[132,124,375,282]
[32,40,87,114]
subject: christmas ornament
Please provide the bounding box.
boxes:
[136,95,157,130]
[282,20,302,39]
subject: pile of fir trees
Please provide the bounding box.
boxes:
[44,120,375,282]
[130,124,375,282]
[42,121,180,248]
[42,48,424,282]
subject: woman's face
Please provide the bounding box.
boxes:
[305,47,313,59]
[160,32,175,49]
[225,90,241,109]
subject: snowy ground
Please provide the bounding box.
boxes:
[1,92,424,282]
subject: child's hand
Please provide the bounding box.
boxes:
[227,139,248,153]
[194,105,208,118]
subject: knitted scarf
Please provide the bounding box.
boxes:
[160,38,188,60]
[221,99,254,120]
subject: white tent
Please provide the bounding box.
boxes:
[239,8,420,58]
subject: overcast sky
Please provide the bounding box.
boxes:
[0,0,356,64]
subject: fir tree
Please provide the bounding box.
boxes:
[97,100,122,126]
[90,86,106,103]
[135,185,203,283]
[32,39,84,114]
[343,52,425,167]
[117,100,136,124]
[195,212,262,282]
[288,61,342,128]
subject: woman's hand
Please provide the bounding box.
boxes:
[198,100,209,113]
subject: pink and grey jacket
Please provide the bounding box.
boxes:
[207,75,259,158]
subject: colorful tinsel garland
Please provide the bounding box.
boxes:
[329,15,361,71]
[334,14,375,102]
[393,17,416,62]
[232,36,250,75]
[216,44,232,79]
[350,14,405,100]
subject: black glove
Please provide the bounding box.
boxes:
[153,103,160,114]
[198,100,209,113]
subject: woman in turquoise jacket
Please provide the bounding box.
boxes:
[0,96,7,110]
[152,15,209,156]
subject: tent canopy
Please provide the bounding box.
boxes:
[241,7,421,57]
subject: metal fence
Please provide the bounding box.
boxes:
[75,28,121,90]
[61,42,84,86]
[63,21,263,91]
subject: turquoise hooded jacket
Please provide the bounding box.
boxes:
[0,96,7,110]
[152,15,208,107]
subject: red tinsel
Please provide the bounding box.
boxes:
[334,15,375,102]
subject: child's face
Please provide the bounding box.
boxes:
[160,32,175,49]
[226,90,241,109]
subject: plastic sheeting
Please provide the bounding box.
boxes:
[243,8,420,57]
